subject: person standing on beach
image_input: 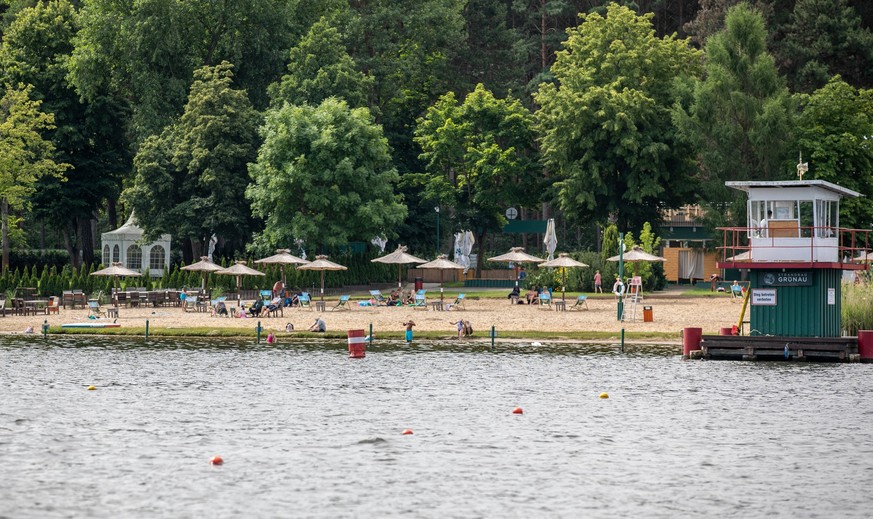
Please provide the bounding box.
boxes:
[403,319,416,343]
[594,270,602,293]
[450,320,464,339]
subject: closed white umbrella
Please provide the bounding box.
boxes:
[297,255,348,302]
[544,218,557,261]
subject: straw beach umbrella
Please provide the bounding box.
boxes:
[180,256,224,292]
[606,246,666,275]
[254,249,310,286]
[539,253,589,301]
[216,260,266,306]
[296,255,347,302]
[371,245,427,288]
[91,262,142,306]
[488,247,545,287]
[417,254,465,303]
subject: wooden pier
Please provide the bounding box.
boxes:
[700,335,860,362]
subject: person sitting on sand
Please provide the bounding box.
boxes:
[308,317,326,332]
[508,286,520,301]
[285,322,294,332]
[403,319,416,343]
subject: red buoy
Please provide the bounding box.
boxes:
[348,329,366,358]
[210,455,224,465]
[401,429,413,435]
[512,407,523,414]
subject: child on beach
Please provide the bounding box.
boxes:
[403,319,416,343]
[450,320,472,339]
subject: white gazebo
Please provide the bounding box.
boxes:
[100,213,171,277]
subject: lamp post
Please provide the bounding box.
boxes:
[435,206,440,253]
[617,232,625,322]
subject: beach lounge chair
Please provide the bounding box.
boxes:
[47,296,61,315]
[265,299,283,318]
[88,300,106,318]
[538,291,552,308]
[211,296,228,317]
[369,289,388,306]
[570,295,588,310]
[299,293,312,310]
[446,293,466,310]
[331,295,351,311]
[412,293,427,309]
[731,283,744,302]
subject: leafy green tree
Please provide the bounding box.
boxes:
[0,0,130,266]
[600,224,619,263]
[344,0,466,172]
[779,0,873,92]
[0,84,68,270]
[536,4,703,232]
[414,84,540,268]
[795,77,873,229]
[125,62,260,261]
[247,97,407,252]
[69,0,299,141]
[674,3,795,227]
[268,16,373,109]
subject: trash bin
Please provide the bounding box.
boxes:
[414,277,423,292]
[643,305,653,322]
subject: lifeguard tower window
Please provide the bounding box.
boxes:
[750,198,838,238]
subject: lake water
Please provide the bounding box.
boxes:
[1,336,872,518]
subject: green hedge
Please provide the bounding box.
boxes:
[2,252,400,298]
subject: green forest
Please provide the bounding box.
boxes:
[1,0,872,272]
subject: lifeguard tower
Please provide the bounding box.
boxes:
[688,178,870,361]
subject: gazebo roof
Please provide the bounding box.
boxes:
[101,213,170,242]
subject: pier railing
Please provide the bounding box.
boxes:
[716,226,871,268]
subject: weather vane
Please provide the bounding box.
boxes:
[797,151,808,180]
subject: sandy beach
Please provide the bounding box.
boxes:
[3,291,741,340]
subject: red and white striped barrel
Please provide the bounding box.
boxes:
[348,329,366,358]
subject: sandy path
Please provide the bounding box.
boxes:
[2,293,742,340]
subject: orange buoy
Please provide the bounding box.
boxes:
[401,429,413,435]
[210,455,224,465]
[512,407,524,414]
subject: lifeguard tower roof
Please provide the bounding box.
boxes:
[726,179,861,199]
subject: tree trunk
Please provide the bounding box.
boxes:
[476,230,487,272]
[1,198,9,271]
[62,225,81,269]
[108,198,117,229]
[79,217,94,266]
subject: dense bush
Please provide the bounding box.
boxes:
[0,251,400,298]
